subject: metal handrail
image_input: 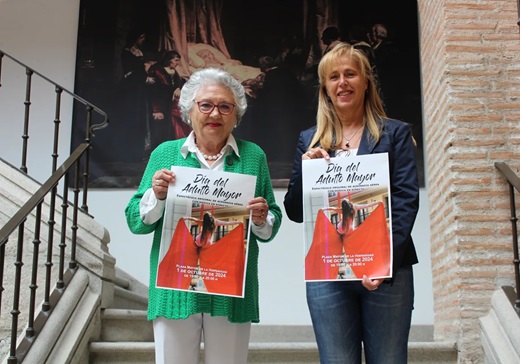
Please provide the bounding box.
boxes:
[0,50,108,126]
[0,48,109,363]
[0,144,90,244]
[517,0,520,26]
[495,162,520,311]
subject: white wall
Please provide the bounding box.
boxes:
[0,0,433,326]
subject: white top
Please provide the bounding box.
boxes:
[335,148,359,158]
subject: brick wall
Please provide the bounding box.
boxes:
[418,0,520,362]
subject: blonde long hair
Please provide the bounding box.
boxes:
[309,42,386,151]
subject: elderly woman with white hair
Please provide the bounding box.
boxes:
[125,68,282,364]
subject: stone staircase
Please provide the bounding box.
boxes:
[88,272,458,364]
[0,158,458,363]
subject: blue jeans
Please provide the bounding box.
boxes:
[306,266,414,364]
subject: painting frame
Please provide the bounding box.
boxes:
[71,0,425,189]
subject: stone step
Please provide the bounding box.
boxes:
[89,341,457,364]
[101,309,152,342]
[111,285,148,311]
[100,308,435,343]
[94,308,457,363]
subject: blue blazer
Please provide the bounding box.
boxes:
[283,119,420,274]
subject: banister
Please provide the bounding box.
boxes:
[495,161,520,311]
[0,49,109,133]
[0,47,110,362]
[518,0,520,26]
[0,143,90,246]
[495,162,520,192]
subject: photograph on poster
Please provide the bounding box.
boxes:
[156,202,249,297]
[71,0,424,188]
[305,189,391,281]
[302,154,393,281]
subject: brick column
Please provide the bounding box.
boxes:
[418,0,520,362]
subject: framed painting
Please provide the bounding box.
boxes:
[71,0,424,188]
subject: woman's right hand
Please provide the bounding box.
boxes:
[302,147,330,161]
[152,169,175,200]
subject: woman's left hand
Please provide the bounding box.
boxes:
[362,275,383,291]
[248,197,269,226]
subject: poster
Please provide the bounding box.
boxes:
[302,153,392,281]
[156,166,256,297]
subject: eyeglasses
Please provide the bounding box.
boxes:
[195,100,236,115]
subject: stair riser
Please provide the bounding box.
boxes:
[101,320,154,342]
[100,318,434,344]
[89,347,457,364]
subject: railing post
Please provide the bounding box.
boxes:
[8,223,26,364]
[81,105,93,213]
[27,203,43,338]
[0,240,5,316]
[57,174,70,290]
[507,183,520,310]
[52,86,63,172]
[20,68,33,174]
[41,86,63,312]
[0,51,4,88]
[517,0,520,26]
[495,162,520,311]
[70,160,81,270]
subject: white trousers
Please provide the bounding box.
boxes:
[153,314,251,364]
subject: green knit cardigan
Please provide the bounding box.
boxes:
[125,138,282,323]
